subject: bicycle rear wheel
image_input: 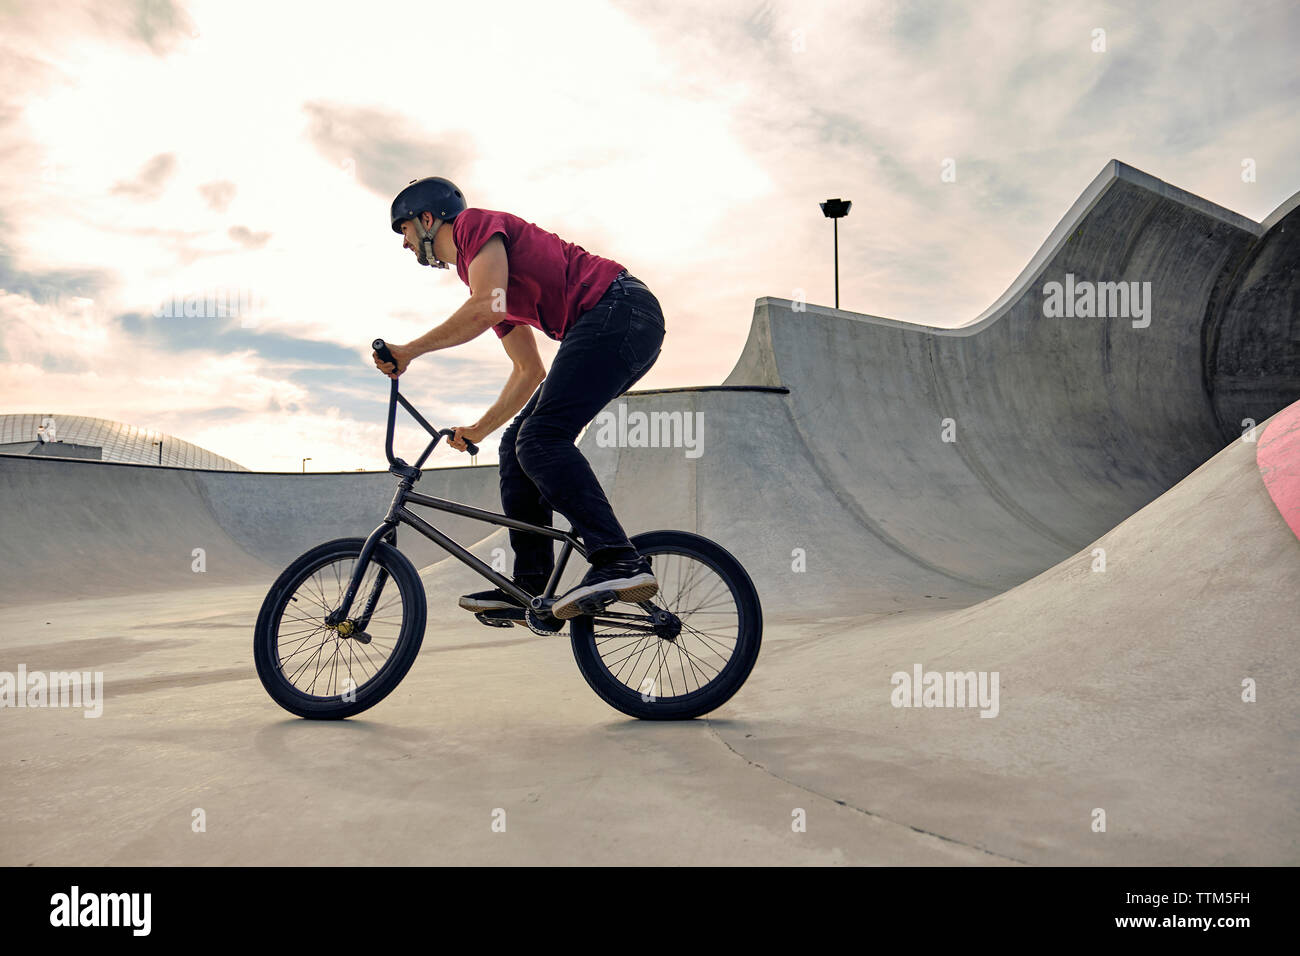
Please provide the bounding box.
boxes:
[253,537,426,719]
[568,530,762,720]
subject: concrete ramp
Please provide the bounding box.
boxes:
[5,161,1298,620]
[3,160,1298,620]
[574,160,1300,614]
[0,456,502,605]
[701,402,1300,864]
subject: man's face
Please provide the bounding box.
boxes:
[399,218,423,261]
[399,212,440,265]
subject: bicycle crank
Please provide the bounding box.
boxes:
[525,597,566,636]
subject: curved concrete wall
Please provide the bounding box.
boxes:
[0,455,502,604]
[559,161,1300,612]
[1205,193,1300,439]
[4,160,1296,615]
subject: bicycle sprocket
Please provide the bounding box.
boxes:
[526,608,566,636]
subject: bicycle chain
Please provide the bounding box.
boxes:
[522,614,659,641]
[525,609,567,637]
[521,598,669,639]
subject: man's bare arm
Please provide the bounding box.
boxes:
[404,296,495,356]
[479,325,547,434]
[449,325,547,450]
[407,235,510,355]
[374,236,511,376]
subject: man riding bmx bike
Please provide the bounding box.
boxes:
[375,176,665,620]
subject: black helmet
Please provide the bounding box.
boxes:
[390,177,466,234]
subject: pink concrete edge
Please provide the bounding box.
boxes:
[1257,399,1300,541]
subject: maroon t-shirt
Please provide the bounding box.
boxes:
[452,208,625,341]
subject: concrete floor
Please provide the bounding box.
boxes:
[1,589,1008,865]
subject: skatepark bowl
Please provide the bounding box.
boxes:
[1,160,1297,865]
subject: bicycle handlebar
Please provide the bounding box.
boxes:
[372,338,398,370]
[373,338,479,463]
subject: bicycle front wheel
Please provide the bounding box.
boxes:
[253,537,427,719]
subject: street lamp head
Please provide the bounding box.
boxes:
[820,198,852,219]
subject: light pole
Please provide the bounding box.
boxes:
[302,457,312,472]
[820,198,852,309]
[152,439,163,464]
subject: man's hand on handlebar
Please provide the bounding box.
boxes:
[373,342,415,379]
[449,424,486,452]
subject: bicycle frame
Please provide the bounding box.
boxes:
[325,378,586,626]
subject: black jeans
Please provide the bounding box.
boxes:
[497,270,666,587]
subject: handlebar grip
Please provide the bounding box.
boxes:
[372,338,397,370]
[436,428,478,456]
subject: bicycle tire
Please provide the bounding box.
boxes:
[253,537,427,719]
[568,530,762,720]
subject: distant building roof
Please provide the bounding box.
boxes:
[0,414,248,470]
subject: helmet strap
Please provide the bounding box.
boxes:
[413,216,450,269]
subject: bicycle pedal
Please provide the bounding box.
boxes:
[474,611,516,629]
[575,589,619,615]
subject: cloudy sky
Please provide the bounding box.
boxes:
[2,0,1297,470]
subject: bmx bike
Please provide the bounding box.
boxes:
[253,340,762,721]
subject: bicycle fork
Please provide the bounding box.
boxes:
[324,486,405,632]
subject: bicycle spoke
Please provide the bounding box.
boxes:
[272,552,409,701]
[588,547,743,701]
